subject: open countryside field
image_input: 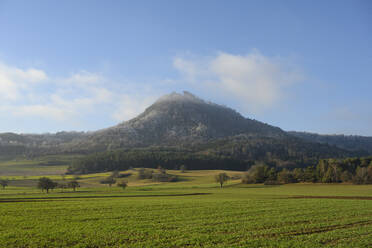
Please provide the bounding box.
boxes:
[0,155,81,177]
[1,166,372,248]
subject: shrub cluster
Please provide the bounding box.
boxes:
[137,167,179,182]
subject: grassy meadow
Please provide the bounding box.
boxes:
[0,158,372,247]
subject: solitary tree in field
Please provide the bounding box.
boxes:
[100,176,116,187]
[117,181,128,190]
[215,173,229,188]
[37,177,58,193]
[0,179,8,189]
[68,180,80,191]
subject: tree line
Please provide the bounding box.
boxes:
[67,148,251,174]
[241,156,372,185]
[37,177,80,193]
[66,133,365,175]
[36,174,127,193]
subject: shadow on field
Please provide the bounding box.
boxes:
[0,192,212,203]
[235,184,282,188]
[289,195,372,200]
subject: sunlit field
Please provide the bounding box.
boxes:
[1,166,371,248]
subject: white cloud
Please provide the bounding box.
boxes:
[0,51,304,132]
[112,94,157,122]
[173,57,199,79]
[62,71,103,86]
[21,68,48,82]
[0,63,47,100]
[173,51,304,113]
[1,64,47,83]
[0,62,162,130]
[0,73,19,100]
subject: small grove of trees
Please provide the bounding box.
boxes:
[58,180,81,192]
[58,182,68,192]
[215,173,229,188]
[316,157,372,184]
[242,163,318,185]
[137,168,154,179]
[137,167,179,182]
[153,166,178,182]
[68,180,80,191]
[110,170,132,179]
[38,177,58,193]
[242,164,277,184]
[117,181,128,190]
[100,176,116,187]
[111,170,120,178]
[0,179,8,189]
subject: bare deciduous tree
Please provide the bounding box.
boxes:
[215,173,229,188]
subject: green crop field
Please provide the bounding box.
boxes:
[0,166,372,247]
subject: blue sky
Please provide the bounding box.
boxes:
[0,0,371,135]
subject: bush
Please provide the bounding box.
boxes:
[100,176,116,187]
[117,173,132,178]
[241,173,255,184]
[137,168,154,179]
[152,173,178,182]
[111,171,120,178]
[242,164,270,184]
[117,181,128,190]
[0,179,8,189]
[180,165,187,173]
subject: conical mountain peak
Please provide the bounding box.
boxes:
[155,91,205,104]
[81,91,286,150]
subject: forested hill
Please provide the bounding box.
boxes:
[63,91,286,152]
[1,91,286,155]
[289,131,372,154]
[0,92,370,167]
[67,134,363,174]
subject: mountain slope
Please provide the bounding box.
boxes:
[289,131,372,154]
[67,91,286,152]
[1,92,370,165]
[0,131,86,157]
